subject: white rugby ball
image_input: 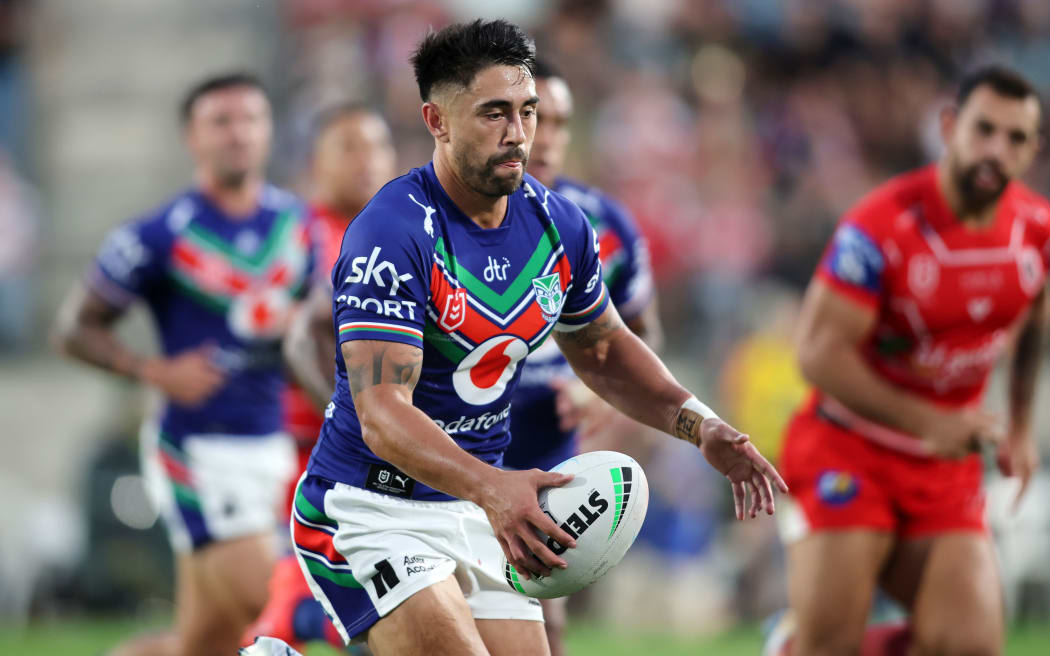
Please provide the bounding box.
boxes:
[502,450,649,599]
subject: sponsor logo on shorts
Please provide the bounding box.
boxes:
[817,470,859,506]
[365,464,416,498]
[371,558,401,599]
[403,555,440,577]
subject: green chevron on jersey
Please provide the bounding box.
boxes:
[433,221,561,314]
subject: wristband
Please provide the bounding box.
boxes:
[682,396,720,422]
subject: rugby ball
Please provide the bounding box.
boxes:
[503,450,649,598]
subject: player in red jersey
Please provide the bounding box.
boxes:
[242,103,396,653]
[776,66,1046,656]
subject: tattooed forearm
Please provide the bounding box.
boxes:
[674,408,702,446]
[342,340,423,398]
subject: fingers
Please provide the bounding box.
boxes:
[753,469,776,515]
[731,481,745,521]
[1012,464,1034,515]
[512,534,553,578]
[530,506,577,554]
[754,450,789,494]
[535,470,575,489]
[747,479,762,518]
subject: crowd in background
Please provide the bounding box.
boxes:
[2,0,1050,635]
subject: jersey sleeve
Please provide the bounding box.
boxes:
[331,210,429,349]
[601,198,654,321]
[85,214,172,308]
[555,205,611,331]
[815,219,886,308]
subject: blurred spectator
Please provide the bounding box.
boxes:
[0,149,38,354]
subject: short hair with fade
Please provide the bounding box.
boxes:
[180,72,267,123]
[957,65,1041,109]
[410,19,536,102]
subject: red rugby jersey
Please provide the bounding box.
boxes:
[815,165,1050,410]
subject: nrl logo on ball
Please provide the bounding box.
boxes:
[531,273,564,322]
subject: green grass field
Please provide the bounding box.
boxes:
[1,618,1048,655]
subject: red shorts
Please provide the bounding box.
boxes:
[779,402,985,539]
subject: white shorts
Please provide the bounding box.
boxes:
[291,474,544,643]
[141,423,296,553]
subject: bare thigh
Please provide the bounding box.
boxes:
[904,534,1003,656]
[476,618,550,656]
[788,530,894,656]
[367,575,490,656]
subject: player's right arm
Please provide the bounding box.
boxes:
[332,207,576,579]
[797,222,1001,458]
[51,218,224,406]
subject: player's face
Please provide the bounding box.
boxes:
[313,112,396,211]
[446,65,538,197]
[186,86,272,187]
[944,85,1041,210]
[529,76,573,188]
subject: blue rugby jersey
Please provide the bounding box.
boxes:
[307,163,609,500]
[87,186,315,443]
[504,177,654,471]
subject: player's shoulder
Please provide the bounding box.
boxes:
[519,174,588,236]
[555,176,639,236]
[259,184,310,220]
[114,188,203,245]
[843,166,932,235]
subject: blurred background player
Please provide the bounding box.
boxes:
[51,73,314,656]
[243,103,396,653]
[502,57,662,656]
[773,66,1047,656]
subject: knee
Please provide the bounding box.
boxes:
[792,622,863,656]
[911,625,1000,656]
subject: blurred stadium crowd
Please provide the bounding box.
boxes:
[2,0,1050,640]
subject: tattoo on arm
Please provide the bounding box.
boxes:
[553,308,625,350]
[674,408,702,446]
[343,341,423,398]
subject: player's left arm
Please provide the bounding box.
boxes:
[1000,287,1048,507]
[554,305,787,519]
[282,284,336,411]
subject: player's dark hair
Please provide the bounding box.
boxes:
[532,58,563,81]
[180,72,267,123]
[311,101,380,144]
[410,19,536,101]
[957,66,1040,109]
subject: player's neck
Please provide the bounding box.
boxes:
[195,171,264,220]
[433,151,508,230]
[936,161,999,227]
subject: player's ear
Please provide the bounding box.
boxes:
[422,102,451,143]
[939,104,958,144]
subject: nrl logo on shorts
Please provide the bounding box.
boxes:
[531,273,564,322]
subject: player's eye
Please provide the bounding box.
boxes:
[522,107,536,118]
[486,112,503,121]
[976,121,994,136]
[1009,130,1028,145]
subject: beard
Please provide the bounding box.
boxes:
[952,157,1009,212]
[455,146,529,198]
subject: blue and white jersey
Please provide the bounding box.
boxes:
[87,186,315,443]
[308,163,609,501]
[504,177,653,471]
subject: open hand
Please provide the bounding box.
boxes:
[697,418,789,520]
